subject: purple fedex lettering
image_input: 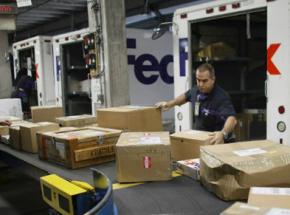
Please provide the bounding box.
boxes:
[179,38,188,77]
[127,38,173,85]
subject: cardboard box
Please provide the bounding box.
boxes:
[221,202,290,215]
[116,132,171,182]
[248,187,290,209]
[197,42,236,60]
[9,121,32,150]
[97,106,163,131]
[31,106,64,123]
[176,158,200,180]
[21,122,59,153]
[55,115,97,127]
[37,127,121,169]
[170,130,212,161]
[200,140,290,200]
[0,119,28,136]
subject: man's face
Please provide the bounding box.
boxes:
[196,69,215,94]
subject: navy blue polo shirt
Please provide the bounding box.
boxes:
[185,85,236,132]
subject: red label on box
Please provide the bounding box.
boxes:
[143,156,151,168]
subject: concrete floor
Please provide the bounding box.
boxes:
[0,162,49,215]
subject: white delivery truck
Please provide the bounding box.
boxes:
[172,0,287,144]
[53,28,174,126]
[12,36,55,106]
[53,28,92,115]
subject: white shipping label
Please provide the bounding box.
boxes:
[265,208,290,215]
[251,187,290,196]
[233,148,266,157]
[139,136,161,144]
[55,142,66,159]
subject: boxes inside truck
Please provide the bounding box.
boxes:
[189,11,266,141]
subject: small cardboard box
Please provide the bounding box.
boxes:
[170,130,212,161]
[97,106,163,131]
[200,140,290,201]
[55,115,97,127]
[0,120,29,136]
[31,105,64,123]
[176,158,200,181]
[20,122,59,153]
[220,202,290,215]
[0,116,22,136]
[116,132,171,182]
[37,127,121,169]
[9,121,32,150]
[248,187,290,209]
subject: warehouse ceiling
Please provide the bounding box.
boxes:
[9,0,202,42]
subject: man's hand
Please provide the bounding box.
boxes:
[209,131,224,145]
[0,120,12,126]
[155,101,171,111]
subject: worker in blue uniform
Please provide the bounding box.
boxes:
[156,63,237,144]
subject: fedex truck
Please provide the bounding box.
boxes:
[12,36,55,106]
[53,28,174,124]
[172,0,287,144]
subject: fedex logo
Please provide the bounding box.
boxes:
[127,38,173,85]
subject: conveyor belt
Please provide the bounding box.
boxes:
[0,143,233,214]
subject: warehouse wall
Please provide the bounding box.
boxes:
[0,31,12,98]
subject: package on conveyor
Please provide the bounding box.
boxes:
[248,187,290,209]
[221,202,290,215]
[20,122,59,153]
[96,105,163,131]
[116,132,171,182]
[0,116,22,136]
[31,105,64,123]
[176,158,200,181]
[37,127,121,169]
[55,114,97,127]
[170,130,212,161]
[9,121,34,150]
[200,140,290,200]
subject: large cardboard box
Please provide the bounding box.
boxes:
[221,202,290,215]
[200,140,290,200]
[97,106,163,131]
[248,187,290,209]
[116,132,171,182]
[170,130,212,161]
[37,127,121,169]
[31,106,64,123]
[55,115,97,127]
[20,122,59,153]
[176,158,200,181]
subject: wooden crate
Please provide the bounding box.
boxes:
[37,127,121,169]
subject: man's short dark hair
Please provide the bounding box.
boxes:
[197,63,215,78]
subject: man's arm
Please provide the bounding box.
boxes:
[0,120,12,126]
[155,93,188,111]
[210,116,237,145]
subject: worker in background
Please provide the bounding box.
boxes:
[156,63,237,144]
[11,68,34,112]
